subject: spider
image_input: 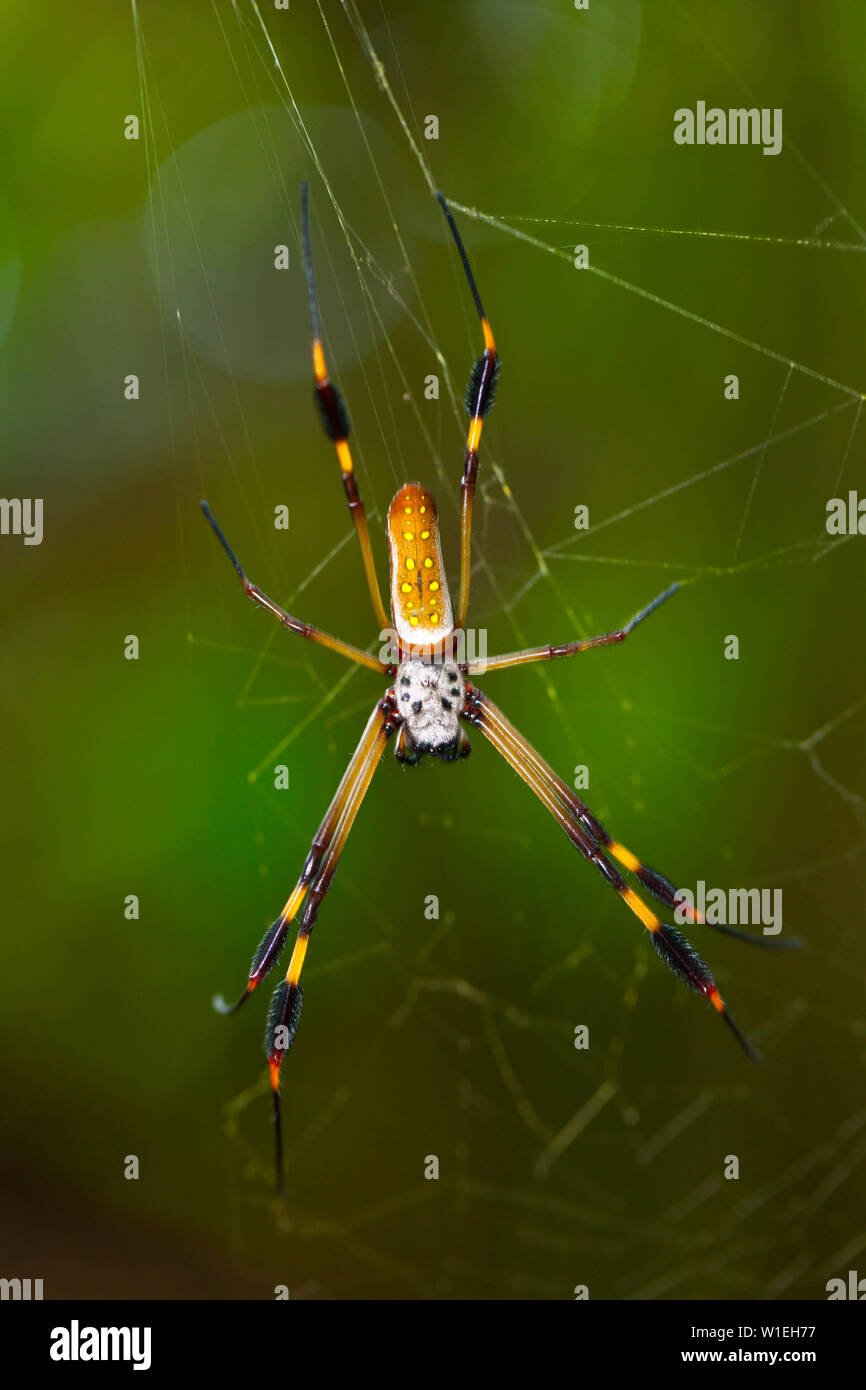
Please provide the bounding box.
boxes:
[203,183,796,1191]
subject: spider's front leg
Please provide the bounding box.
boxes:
[300,182,390,633]
[214,695,400,1192]
[435,191,500,633]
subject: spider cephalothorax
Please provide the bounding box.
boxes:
[393,657,469,764]
[203,181,796,1193]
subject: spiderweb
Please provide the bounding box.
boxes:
[135,0,866,1299]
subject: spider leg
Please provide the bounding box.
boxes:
[464,685,764,1064]
[436,193,500,633]
[466,582,680,676]
[213,697,395,1014]
[201,502,389,675]
[300,183,390,633]
[214,696,399,1193]
[467,687,801,950]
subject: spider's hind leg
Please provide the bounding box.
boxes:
[439,728,472,761]
[467,684,768,1066]
[395,726,423,765]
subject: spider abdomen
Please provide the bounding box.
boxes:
[387,483,454,647]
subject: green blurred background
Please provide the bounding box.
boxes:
[2,0,865,1300]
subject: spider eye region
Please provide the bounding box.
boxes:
[395,657,465,760]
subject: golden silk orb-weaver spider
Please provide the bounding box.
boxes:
[202,183,798,1193]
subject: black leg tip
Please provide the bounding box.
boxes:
[213,989,250,1016]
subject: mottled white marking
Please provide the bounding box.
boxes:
[395,657,465,755]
